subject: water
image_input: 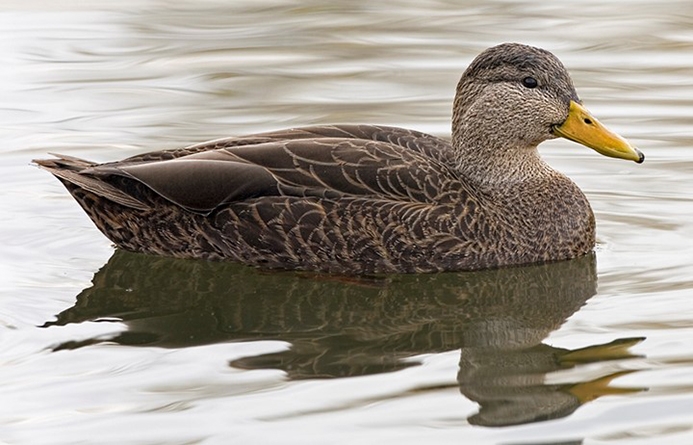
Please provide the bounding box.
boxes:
[2,1,693,443]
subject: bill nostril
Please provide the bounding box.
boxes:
[584,118,593,125]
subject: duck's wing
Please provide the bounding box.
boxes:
[81,131,463,215]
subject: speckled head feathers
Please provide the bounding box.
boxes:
[451,43,582,158]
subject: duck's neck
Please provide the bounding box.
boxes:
[451,122,555,193]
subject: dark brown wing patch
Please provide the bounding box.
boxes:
[99,158,278,213]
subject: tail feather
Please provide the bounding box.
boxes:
[34,154,150,211]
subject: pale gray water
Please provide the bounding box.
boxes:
[2,1,693,444]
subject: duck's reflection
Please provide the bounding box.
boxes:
[45,250,644,427]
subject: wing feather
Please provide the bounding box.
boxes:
[64,126,462,214]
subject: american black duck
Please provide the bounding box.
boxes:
[35,43,644,274]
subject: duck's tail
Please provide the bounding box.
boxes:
[33,154,149,211]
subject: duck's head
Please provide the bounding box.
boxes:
[452,43,644,164]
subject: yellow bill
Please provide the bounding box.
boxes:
[553,101,644,163]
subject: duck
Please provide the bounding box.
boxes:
[35,43,644,274]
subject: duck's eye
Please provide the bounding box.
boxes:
[522,77,538,88]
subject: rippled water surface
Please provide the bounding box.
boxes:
[2,1,693,444]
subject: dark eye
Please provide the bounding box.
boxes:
[522,77,538,88]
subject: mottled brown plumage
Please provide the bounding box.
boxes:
[35,43,643,273]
